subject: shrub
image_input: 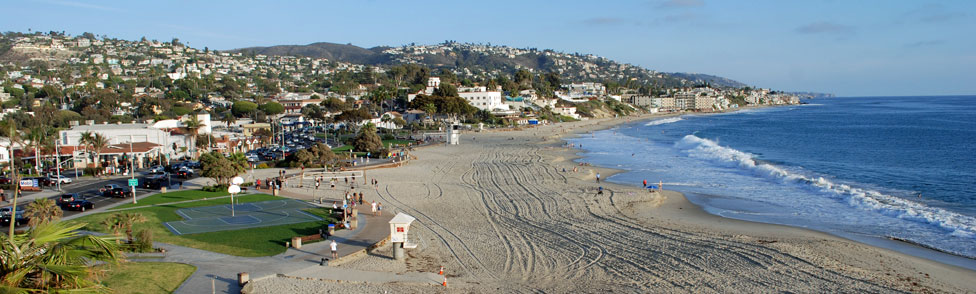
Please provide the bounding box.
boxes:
[83,167,104,176]
[202,184,229,192]
[256,163,270,169]
[133,229,154,252]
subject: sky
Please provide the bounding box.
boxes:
[2,0,974,97]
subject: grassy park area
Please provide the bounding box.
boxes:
[100,262,196,294]
[67,190,335,257]
[112,190,230,210]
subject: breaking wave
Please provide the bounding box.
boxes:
[674,134,976,240]
[645,117,683,126]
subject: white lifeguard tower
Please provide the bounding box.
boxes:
[446,124,461,145]
[389,212,417,260]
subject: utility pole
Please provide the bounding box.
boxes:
[55,135,62,192]
[130,135,136,204]
[8,124,20,238]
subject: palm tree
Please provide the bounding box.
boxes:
[24,198,63,227]
[24,127,50,175]
[100,218,124,244]
[184,115,202,159]
[0,222,122,292]
[90,133,110,169]
[223,111,237,128]
[103,213,146,244]
[4,122,25,238]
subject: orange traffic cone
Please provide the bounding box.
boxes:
[439,266,444,275]
[442,276,448,287]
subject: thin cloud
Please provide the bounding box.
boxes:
[656,0,704,9]
[580,17,627,26]
[918,12,967,23]
[39,0,122,12]
[904,40,944,48]
[901,4,969,24]
[795,22,854,35]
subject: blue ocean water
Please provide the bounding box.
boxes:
[569,96,976,263]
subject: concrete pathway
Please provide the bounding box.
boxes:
[128,211,395,294]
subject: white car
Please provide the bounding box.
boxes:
[48,175,72,184]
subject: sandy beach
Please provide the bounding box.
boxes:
[252,114,976,293]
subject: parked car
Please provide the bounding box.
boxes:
[246,154,260,162]
[61,197,94,211]
[58,193,80,205]
[99,184,122,196]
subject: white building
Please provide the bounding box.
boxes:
[0,138,10,164]
[458,86,506,111]
[553,106,581,120]
[59,122,176,147]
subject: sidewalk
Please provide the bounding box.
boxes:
[128,211,397,294]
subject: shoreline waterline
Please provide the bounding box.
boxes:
[563,107,976,272]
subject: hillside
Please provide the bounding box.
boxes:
[232,42,749,88]
[235,42,390,65]
[668,73,748,88]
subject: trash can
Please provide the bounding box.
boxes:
[328,224,335,236]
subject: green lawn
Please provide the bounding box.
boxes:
[100,262,196,294]
[66,192,336,257]
[112,189,230,210]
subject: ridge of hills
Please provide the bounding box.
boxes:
[233,41,748,89]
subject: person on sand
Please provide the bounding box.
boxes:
[377,202,383,215]
[330,240,338,259]
[596,173,601,183]
[598,186,604,195]
[371,201,377,215]
[333,201,338,210]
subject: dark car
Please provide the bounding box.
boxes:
[99,184,122,196]
[62,197,94,211]
[58,193,80,205]
[143,174,168,189]
[107,187,128,198]
[176,168,194,179]
[0,207,29,226]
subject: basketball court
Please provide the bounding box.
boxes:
[164,199,324,235]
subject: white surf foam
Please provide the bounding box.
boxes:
[674,134,976,239]
[645,117,683,126]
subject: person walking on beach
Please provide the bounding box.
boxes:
[371,201,377,216]
[315,180,320,190]
[596,173,601,183]
[330,240,338,259]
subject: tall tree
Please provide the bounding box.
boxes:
[4,122,24,238]
[90,133,110,169]
[0,222,122,293]
[352,123,384,154]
